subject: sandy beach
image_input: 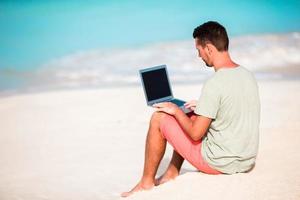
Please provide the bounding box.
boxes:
[1,1,300,199]
[0,79,299,200]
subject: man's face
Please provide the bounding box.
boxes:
[195,39,213,67]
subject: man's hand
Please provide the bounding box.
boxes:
[153,102,180,115]
[154,100,211,141]
[184,100,198,111]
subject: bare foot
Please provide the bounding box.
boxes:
[155,170,179,186]
[121,181,154,198]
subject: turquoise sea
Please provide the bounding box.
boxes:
[0,0,300,92]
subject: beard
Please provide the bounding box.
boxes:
[203,59,213,67]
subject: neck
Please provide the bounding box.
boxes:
[212,51,239,72]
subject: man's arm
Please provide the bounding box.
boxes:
[153,102,212,141]
[174,108,211,141]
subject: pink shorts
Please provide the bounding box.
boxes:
[160,113,221,175]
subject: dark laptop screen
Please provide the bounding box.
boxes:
[141,68,172,101]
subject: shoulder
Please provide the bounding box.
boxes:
[237,66,256,77]
[201,74,222,96]
[203,71,223,90]
[238,66,258,85]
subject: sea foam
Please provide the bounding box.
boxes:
[2,32,300,93]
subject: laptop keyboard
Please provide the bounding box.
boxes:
[167,99,185,107]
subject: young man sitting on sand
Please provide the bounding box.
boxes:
[122,21,260,198]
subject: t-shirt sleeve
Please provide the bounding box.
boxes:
[194,80,220,119]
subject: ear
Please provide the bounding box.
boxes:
[206,43,215,55]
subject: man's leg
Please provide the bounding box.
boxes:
[155,113,196,185]
[155,150,184,185]
[121,112,167,197]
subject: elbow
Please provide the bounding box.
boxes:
[191,136,201,142]
[190,131,203,142]
[188,122,208,142]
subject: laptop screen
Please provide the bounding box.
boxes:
[140,67,172,102]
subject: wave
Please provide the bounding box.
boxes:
[1,32,300,94]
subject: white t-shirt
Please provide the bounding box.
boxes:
[195,66,260,174]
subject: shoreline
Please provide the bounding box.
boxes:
[0,32,299,95]
[0,70,299,99]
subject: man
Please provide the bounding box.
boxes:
[121,21,260,198]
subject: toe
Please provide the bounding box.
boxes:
[121,191,131,198]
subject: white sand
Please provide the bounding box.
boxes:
[0,80,300,200]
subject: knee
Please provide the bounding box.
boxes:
[150,111,167,127]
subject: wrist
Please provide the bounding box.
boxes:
[174,107,182,117]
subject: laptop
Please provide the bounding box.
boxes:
[139,64,192,114]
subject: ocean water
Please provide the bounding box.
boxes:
[0,0,300,93]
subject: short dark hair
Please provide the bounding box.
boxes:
[193,21,229,51]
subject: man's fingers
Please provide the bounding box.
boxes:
[155,108,166,113]
[185,100,197,108]
[155,108,163,112]
[153,102,171,108]
[153,102,164,107]
[184,103,191,108]
[185,104,194,108]
[185,100,197,104]
[190,107,196,111]
[153,103,159,108]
